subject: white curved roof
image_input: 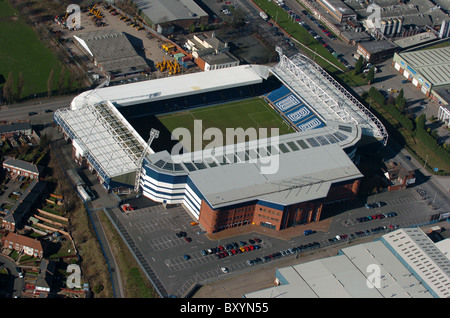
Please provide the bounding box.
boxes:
[71,65,269,109]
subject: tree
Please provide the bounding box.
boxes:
[395,89,406,113]
[415,114,426,130]
[366,66,375,84]
[47,68,54,97]
[16,72,24,101]
[58,67,66,94]
[354,56,364,75]
[3,72,14,104]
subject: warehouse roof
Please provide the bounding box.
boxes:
[399,46,450,87]
[133,0,208,25]
[244,239,433,298]
[73,30,148,75]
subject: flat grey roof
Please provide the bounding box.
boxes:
[399,46,450,87]
[244,239,433,298]
[133,0,208,25]
[345,0,448,27]
[359,40,398,53]
[394,32,438,49]
[73,30,148,74]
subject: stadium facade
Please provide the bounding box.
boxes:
[54,51,388,233]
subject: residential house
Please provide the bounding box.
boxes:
[2,232,44,259]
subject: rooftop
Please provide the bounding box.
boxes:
[145,121,362,208]
[70,65,269,109]
[399,46,450,87]
[244,239,433,298]
[133,0,208,25]
[358,40,398,53]
[272,51,388,144]
[73,30,148,75]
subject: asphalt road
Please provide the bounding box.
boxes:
[0,254,24,298]
[0,94,75,122]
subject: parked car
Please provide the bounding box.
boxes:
[28,112,38,116]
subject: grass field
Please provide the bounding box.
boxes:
[157,97,294,151]
[0,0,66,99]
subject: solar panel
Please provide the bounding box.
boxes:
[218,156,228,165]
[267,145,278,155]
[162,162,174,171]
[154,160,165,168]
[174,163,185,172]
[316,135,329,146]
[194,162,207,170]
[278,143,290,153]
[296,139,309,149]
[338,125,352,133]
[333,131,348,141]
[287,141,299,151]
[306,137,320,147]
[183,162,197,171]
[208,161,218,168]
[325,134,338,144]
[236,152,245,161]
[257,147,269,157]
[248,149,259,160]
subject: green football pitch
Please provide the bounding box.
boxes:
[157,97,294,151]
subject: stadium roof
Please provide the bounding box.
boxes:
[272,50,388,145]
[399,46,450,87]
[244,239,433,298]
[132,0,208,25]
[71,65,269,109]
[145,121,363,208]
[54,101,147,181]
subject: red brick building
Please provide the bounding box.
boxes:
[2,232,44,259]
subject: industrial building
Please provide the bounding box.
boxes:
[392,44,450,107]
[346,0,448,38]
[244,228,450,298]
[132,0,208,31]
[356,40,399,63]
[54,49,388,233]
[185,33,240,71]
[73,29,150,78]
[297,0,449,45]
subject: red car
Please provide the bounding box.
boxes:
[184,237,191,243]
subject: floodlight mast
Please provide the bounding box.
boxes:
[134,128,159,192]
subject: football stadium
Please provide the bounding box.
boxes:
[54,49,388,233]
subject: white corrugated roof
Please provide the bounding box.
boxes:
[71,65,267,109]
